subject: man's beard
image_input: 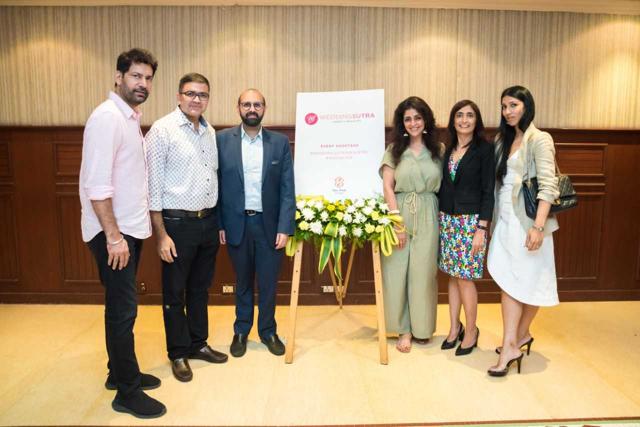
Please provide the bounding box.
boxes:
[120,85,149,106]
[241,113,263,127]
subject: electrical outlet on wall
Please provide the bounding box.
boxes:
[322,285,334,293]
[222,284,235,294]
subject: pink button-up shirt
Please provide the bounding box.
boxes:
[79,91,151,242]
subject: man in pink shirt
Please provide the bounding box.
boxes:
[79,48,165,419]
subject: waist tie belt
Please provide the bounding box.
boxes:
[403,192,419,236]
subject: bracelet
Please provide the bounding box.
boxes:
[388,209,400,214]
[531,225,544,232]
[476,224,488,231]
[108,236,124,246]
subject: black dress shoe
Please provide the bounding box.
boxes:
[105,373,161,391]
[190,344,229,364]
[260,334,285,356]
[230,334,248,358]
[171,358,193,382]
[112,390,166,419]
[455,327,479,356]
[441,323,465,350]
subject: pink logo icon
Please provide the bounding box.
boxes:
[334,177,344,188]
[305,113,318,125]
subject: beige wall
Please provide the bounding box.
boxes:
[0,6,639,128]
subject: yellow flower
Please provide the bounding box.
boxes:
[295,211,301,220]
[327,204,336,212]
[365,224,375,233]
[375,225,384,233]
[335,212,344,221]
[299,221,310,231]
[371,211,380,220]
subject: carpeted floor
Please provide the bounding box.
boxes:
[0,302,638,426]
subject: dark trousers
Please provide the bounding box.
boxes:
[161,212,219,360]
[88,232,143,398]
[227,213,283,339]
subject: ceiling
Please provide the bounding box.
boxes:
[0,0,639,15]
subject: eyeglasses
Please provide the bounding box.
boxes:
[239,101,265,111]
[180,91,210,101]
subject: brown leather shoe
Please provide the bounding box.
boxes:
[190,345,228,364]
[171,358,192,382]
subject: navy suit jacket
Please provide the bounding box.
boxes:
[217,125,296,246]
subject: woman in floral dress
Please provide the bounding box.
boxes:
[438,100,495,356]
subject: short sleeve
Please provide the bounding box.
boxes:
[379,145,395,178]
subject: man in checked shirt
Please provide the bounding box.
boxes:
[146,73,228,383]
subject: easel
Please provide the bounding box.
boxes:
[284,240,388,365]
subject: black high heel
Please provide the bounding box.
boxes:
[455,327,479,356]
[495,337,534,355]
[441,323,465,350]
[487,353,524,377]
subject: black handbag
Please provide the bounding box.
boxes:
[522,152,578,219]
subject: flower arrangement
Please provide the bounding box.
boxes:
[285,196,404,279]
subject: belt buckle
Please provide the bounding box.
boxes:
[197,210,204,219]
[246,210,256,216]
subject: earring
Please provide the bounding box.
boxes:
[403,132,408,137]
[423,130,428,135]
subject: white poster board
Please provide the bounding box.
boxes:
[294,89,385,201]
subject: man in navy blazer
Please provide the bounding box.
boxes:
[217,88,296,357]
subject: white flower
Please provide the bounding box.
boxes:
[320,211,329,221]
[354,212,366,224]
[354,199,365,208]
[343,213,353,223]
[310,221,323,235]
[296,200,306,210]
[367,199,377,208]
[338,226,347,237]
[362,206,373,215]
[346,205,356,214]
[378,202,389,212]
[379,217,390,225]
[352,227,363,237]
[314,201,324,210]
[302,208,315,221]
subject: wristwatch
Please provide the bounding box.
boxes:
[531,224,544,232]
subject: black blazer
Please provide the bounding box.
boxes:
[438,140,495,221]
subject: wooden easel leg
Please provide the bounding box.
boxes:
[371,241,388,365]
[341,243,357,299]
[327,258,343,308]
[285,241,304,364]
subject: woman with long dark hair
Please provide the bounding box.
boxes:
[487,86,560,376]
[438,100,494,356]
[379,96,442,353]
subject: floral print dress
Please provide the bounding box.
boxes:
[438,155,486,280]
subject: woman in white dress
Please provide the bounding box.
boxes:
[487,86,560,377]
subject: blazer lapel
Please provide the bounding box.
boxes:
[232,126,244,187]
[443,146,455,184]
[261,129,273,185]
[453,142,479,184]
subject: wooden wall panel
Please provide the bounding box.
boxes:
[54,143,83,177]
[0,126,638,304]
[0,143,12,177]
[56,194,100,286]
[555,143,605,175]
[0,194,19,283]
[554,194,603,282]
